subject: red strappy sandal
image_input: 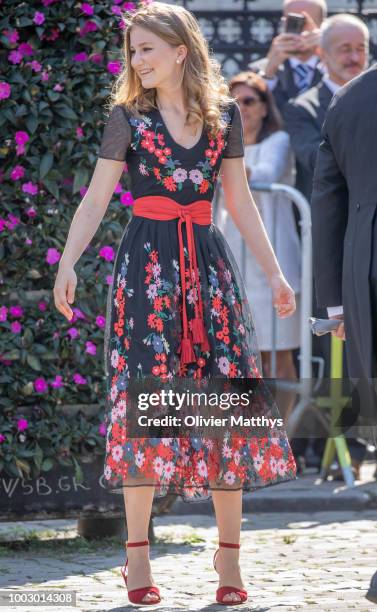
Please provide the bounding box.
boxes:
[213,541,248,605]
[120,539,161,605]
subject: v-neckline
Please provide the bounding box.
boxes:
[155,107,205,152]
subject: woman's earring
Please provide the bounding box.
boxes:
[176,59,180,64]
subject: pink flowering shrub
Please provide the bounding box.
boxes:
[0,0,147,481]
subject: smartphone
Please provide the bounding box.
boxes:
[284,13,306,35]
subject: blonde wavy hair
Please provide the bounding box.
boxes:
[108,1,234,138]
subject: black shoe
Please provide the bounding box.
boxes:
[366,570,377,604]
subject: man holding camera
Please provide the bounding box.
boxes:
[249,0,327,112]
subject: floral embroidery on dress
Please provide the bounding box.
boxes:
[128,111,229,194]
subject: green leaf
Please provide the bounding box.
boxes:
[25,115,39,134]
[22,328,34,347]
[26,354,42,371]
[40,153,54,179]
[43,178,60,199]
[72,457,84,484]
[55,105,78,120]
[41,458,54,471]
[73,167,89,194]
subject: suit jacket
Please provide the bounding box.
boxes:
[311,64,377,379]
[249,57,323,114]
[283,81,334,202]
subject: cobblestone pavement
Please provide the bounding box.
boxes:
[0,510,377,611]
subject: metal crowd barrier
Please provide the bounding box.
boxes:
[213,181,314,437]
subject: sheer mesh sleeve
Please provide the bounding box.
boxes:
[222,101,244,159]
[98,104,131,162]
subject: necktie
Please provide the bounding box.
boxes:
[293,63,314,93]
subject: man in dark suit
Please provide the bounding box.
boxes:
[284,14,370,472]
[311,60,377,606]
[249,0,327,113]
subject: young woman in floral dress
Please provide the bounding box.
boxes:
[53,1,297,606]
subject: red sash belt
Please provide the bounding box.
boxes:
[133,195,211,367]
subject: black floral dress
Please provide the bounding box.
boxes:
[98,100,297,501]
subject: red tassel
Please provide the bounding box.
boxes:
[190,317,205,344]
[178,338,196,365]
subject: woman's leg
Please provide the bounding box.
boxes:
[123,478,159,603]
[211,486,245,603]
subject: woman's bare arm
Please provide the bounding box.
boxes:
[59,158,125,269]
[220,156,282,281]
[219,156,295,317]
[53,158,125,320]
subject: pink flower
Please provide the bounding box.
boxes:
[0,82,11,100]
[0,306,8,321]
[25,237,33,245]
[19,43,34,57]
[99,245,115,262]
[120,191,133,206]
[4,30,19,44]
[0,434,6,443]
[67,327,79,340]
[8,50,23,64]
[22,181,39,196]
[26,60,42,73]
[98,422,107,436]
[81,2,94,15]
[17,418,29,431]
[40,71,49,81]
[38,301,48,311]
[76,126,84,138]
[111,6,122,16]
[85,341,97,355]
[96,315,105,328]
[34,377,48,393]
[123,2,137,11]
[11,321,22,334]
[79,185,88,198]
[107,61,122,74]
[0,219,6,233]
[71,307,86,322]
[26,206,37,218]
[106,275,113,285]
[10,305,23,318]
[15,131,29,155]
[53,83,64,92]
[10,165,25,180]
[33,11,45,25]
[114,182,122,194]
[50,375,63,388]
[6,214,20,230]
[90,53,103,64]
[46,247,60,265]
[73,52,88,62]
[73,373,87,385]
[79,21,98,36]
[15,131,29,145]
[42,0,59,6]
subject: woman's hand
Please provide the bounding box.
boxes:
[53,265,77,321]
[269,274,296,318]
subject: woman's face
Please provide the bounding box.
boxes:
[231,83,267,133]
[129,25,186,90]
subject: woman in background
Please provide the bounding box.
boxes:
[216,72,301,410]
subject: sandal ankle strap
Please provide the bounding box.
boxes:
[219,541,240,549]
[126,539,149,548]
